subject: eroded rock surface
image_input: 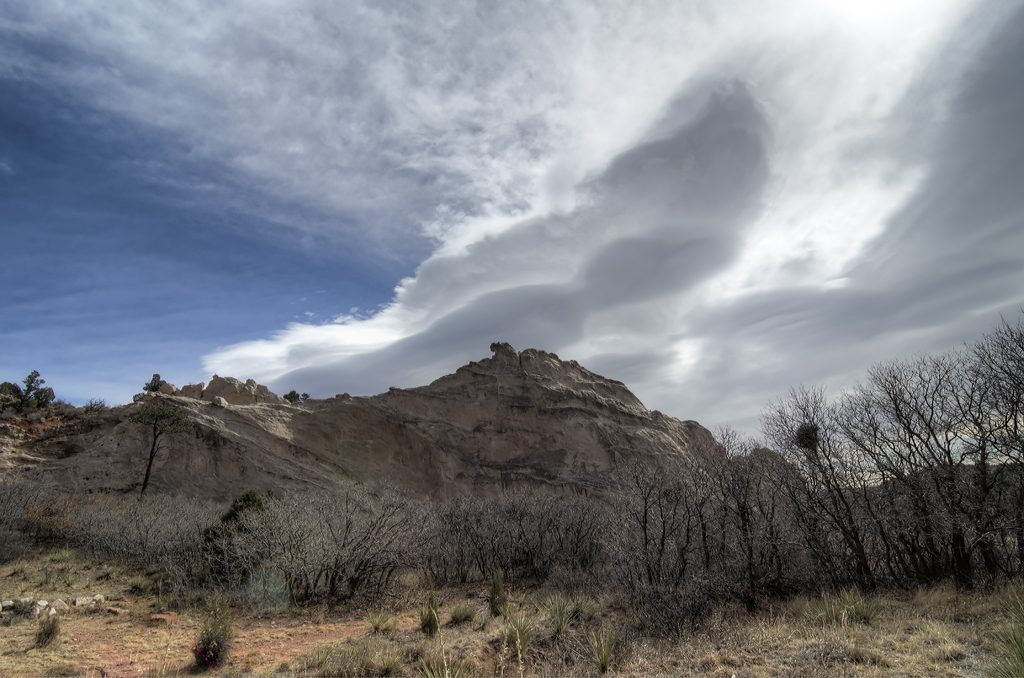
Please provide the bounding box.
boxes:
[2,344,717,499]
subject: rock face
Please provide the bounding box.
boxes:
[2,344,717,499]
[176,376,286,405]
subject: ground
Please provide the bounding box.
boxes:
[0,547,1015,677]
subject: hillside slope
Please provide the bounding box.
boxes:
[1,343,716,499]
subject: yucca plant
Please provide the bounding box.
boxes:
[568,592,593,622]
[587,625,617,674]
[418,658,470,678]
[992,627,1024,678]
[542,594,572,638]
[504,608,535,664]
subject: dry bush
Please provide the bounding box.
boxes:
[224,488,416,604]
[34,615,60,648]
[423,493,609,584]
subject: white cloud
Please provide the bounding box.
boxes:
[9,0,1024,428]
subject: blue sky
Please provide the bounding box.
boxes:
[2,1,1023,430]
[0,32,414,402]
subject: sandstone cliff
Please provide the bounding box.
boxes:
[1,344,716,499]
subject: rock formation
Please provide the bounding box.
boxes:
[1,344,717,499]
[176,376,285,405]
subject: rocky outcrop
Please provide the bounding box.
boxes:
[3,344,717,499]
[176,376,285,405]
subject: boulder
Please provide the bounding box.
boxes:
[157,382,177,395]
[51,599,69,612]
[179,383,204,399]
[73,597,94,607]
[210,396,229,408]
[93,594,105,604]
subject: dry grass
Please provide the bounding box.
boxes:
[0,546,1018,677]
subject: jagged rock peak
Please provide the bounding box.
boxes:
[400,342,649,418]
[175,375,285,405]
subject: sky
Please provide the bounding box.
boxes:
[2,1,1023,431]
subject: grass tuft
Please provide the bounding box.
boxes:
[420,592,440,637]
[301,641,404,678]
[799,590,880,627]
[448,603,475,626]
[366,610,394,635]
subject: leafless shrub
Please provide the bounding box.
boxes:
[423,491,609,584]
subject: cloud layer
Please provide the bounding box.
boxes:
[6,1,1024,428]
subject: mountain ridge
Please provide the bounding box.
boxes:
[0,343,717,499]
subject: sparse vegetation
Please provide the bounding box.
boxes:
[34,615,60,648]
[0,371,55,413]
[448,603,474,625]
[191,595,233,669]
[420,591,440,637]
[143,373,167,393]
[488,570,507,617]
[366,610,394,634]
[799,590,881,627]
[3,314,1024,675]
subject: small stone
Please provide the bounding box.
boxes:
[105,606,128,616]
[51,599,69,612]
[92,594,105,604]
[0,600,12,611]
[74,597,94,607]
[47,607,58,617]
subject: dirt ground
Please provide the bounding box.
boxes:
[0,547,1016,677]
